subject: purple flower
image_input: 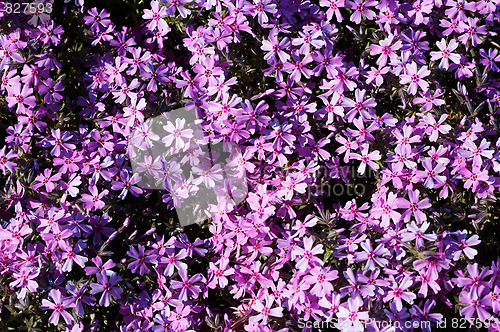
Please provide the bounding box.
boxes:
[355,239,390,270]
[459,287,491,323]
[346,0,376,23]
[126,244,156,275]
[455,263,492,298]
[261,33,290,62]
[111,170,143,199]
[89,271,123,307]
[170,269,204,301]
[0,146,17,175]
[162,118,194,151]
[38,78,64,104]
[83,7,112,31]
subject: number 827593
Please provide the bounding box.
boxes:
[4,2,53,15]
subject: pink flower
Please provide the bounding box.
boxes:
[294,236,324,271]
[423,114,451,142]
[371,192,401,226]
[400,62,430,95]
[81,185,108,210]
[396,189,431,223]
[32,168,61,193]
[351,143,381,174]
[369,33,402,67]
[383,276,416,311]
[5,83,37,113]
[337,297,369,326]
[142,1,169,32]
[430,38,461,70]
[249,294,283,325]
[162,118,194,151]
[170,269,205,301]
[41,289,75,325]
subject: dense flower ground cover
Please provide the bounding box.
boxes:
[1,0,500,330]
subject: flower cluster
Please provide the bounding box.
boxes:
[1,0,500,331]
